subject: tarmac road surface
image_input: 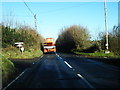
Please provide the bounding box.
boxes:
[5,53,120,89]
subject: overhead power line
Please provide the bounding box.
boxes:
[23,0,37,30]
[23,1,34,15]
[39,3,94,14]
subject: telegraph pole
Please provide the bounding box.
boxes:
[104,0,110,53]
[34,13,37,30]
[23,1,37,31]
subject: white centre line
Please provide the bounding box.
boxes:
[56,53,60,57]
[77,74,94,88]
[64,61,72,68]
[55,53,94,88]
[56,53,72,68]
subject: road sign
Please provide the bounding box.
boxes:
[16,44,23,48]
[15,42,24,45]
[15,42,24,48]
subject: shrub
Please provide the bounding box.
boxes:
[82,43,100,53]
[56,25,90,52]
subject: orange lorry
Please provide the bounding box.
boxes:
[43,38,56,53]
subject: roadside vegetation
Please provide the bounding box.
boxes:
[1,54,15,87]
[56,25,120,58]
[2,45,43,59]
[1,23,44,58]
[1,22,44,87]
[99,26,120,55]
[73,50,120,58]
[56,25,91,52]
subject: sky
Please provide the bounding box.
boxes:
[1,1,118,40]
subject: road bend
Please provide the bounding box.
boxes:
[6,53,120,89]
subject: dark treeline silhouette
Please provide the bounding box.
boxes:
[1,24,44,50]
[56,25,120,55]
[100,26,120,55]
[56,25,91,53]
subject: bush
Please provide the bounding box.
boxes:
[2,45,21,58]
[82,43,100,53]
[56,25,90,52]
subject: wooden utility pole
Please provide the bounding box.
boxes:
[104,0,110,53]
[34,14,37,30]
[23,1,37,30]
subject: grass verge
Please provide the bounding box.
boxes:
[2,47,43,59]
[1,54,15,88]
[2,46,43,88]
[72,51,120,67]
[73,51,120,58]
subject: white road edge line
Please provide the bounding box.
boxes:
[64,61,72,68]
[2,69,27,90]
[77,74,94,88]
[32,55,43,64]
[41,55,43,58]
[3,55,44,90]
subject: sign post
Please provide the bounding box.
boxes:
[15,42,24,54]
[20,47,24,54]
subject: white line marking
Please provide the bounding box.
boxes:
[34,55,44,64]
[56,53,59,57]
[55,53,94,88]
[56,53,72,68]
[77,74,94,88]
[2,69,27,90]
[64,61,72,68]
[41,55,43,58]
[59,57,62,60]
[3,55,44,90]
[56,53,61,59]
[77,74,84,78]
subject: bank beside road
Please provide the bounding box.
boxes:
[2,48,43,89]
[73,51,120,67]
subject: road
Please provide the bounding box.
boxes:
[6,53,120,89]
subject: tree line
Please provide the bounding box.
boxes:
[1,23,120,55]
[100,26,120,55]
[56,25,120,55]
[1,23,44,87]
[1,24,44,50]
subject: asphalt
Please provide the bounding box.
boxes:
[5,53,120,89]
